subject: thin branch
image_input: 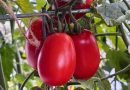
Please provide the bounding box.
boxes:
[20,70,35,90]
[101,64,130,81]
[0,0,40,48]
[66,82,80,86]
[0,56,7,90]
[0,0,25,33]
[95,32,121,37]
[115,27,119,50]
[123,0,130,10]
[0,9,90,20]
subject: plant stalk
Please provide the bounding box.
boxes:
[0,55,7,90]
[20,70,35,90]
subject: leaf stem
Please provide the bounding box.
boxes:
[20,70,35,90]
[0,56,7,90]
[95,32,121,37]
[101,64,130,80]
[115,27,119,50]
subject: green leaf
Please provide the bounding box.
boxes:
[0,6,6,15]
[0,44,15,81]
[13,29,24,42]
[30,86,43,90]
[107,50,130,68]
[15,0,34,13]
[74,87,85,90]
[106,49,130,79]
[96,79,111,90]
[14,74,25,84]
[21,18,31,27]
[77,77,111,90]
[57,87,66,90]
[96,2,128,26]
[21,63,33,72]
[14,74,33,89]
[36,0,49,10]
[96,69,111,90]
[109,36,126,51]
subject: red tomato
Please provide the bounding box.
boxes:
[25,18,44,69]
[51,0,93,21]
[71,29,100,80]
[37,33,76,86]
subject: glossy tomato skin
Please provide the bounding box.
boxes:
[51,0,93,21]
[25,18,44,70]
[71,29,100,80]
[38,33,76,86]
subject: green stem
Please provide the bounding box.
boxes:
[0,56,7,90]
[115,27,119,50]
[15,48,22,88]
[101,64,130,80]
[15,53,21,73]
[20,70,35,90]
[95,32,121,37]
[128,79,130,90]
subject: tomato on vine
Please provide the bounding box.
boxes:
[25,18,44,70]
[70,29,100,80]
[37,33,76,86]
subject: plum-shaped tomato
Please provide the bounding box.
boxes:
[71,29,100,80]
[38,33,76,86]
[25,18,44,70]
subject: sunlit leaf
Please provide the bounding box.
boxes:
[14,74,25,84]
[36,0,49,10]
[15,0,34,13]
[0,44,15,81]
[21,63,33,72]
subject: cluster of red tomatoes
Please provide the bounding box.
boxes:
[25,0,100,86]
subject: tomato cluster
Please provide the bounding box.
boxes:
[25,0,100,86]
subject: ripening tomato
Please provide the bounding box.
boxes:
[25,18,44,70]
[38,33,76,86]
[70,29,100,80]
[50,0,93,21]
